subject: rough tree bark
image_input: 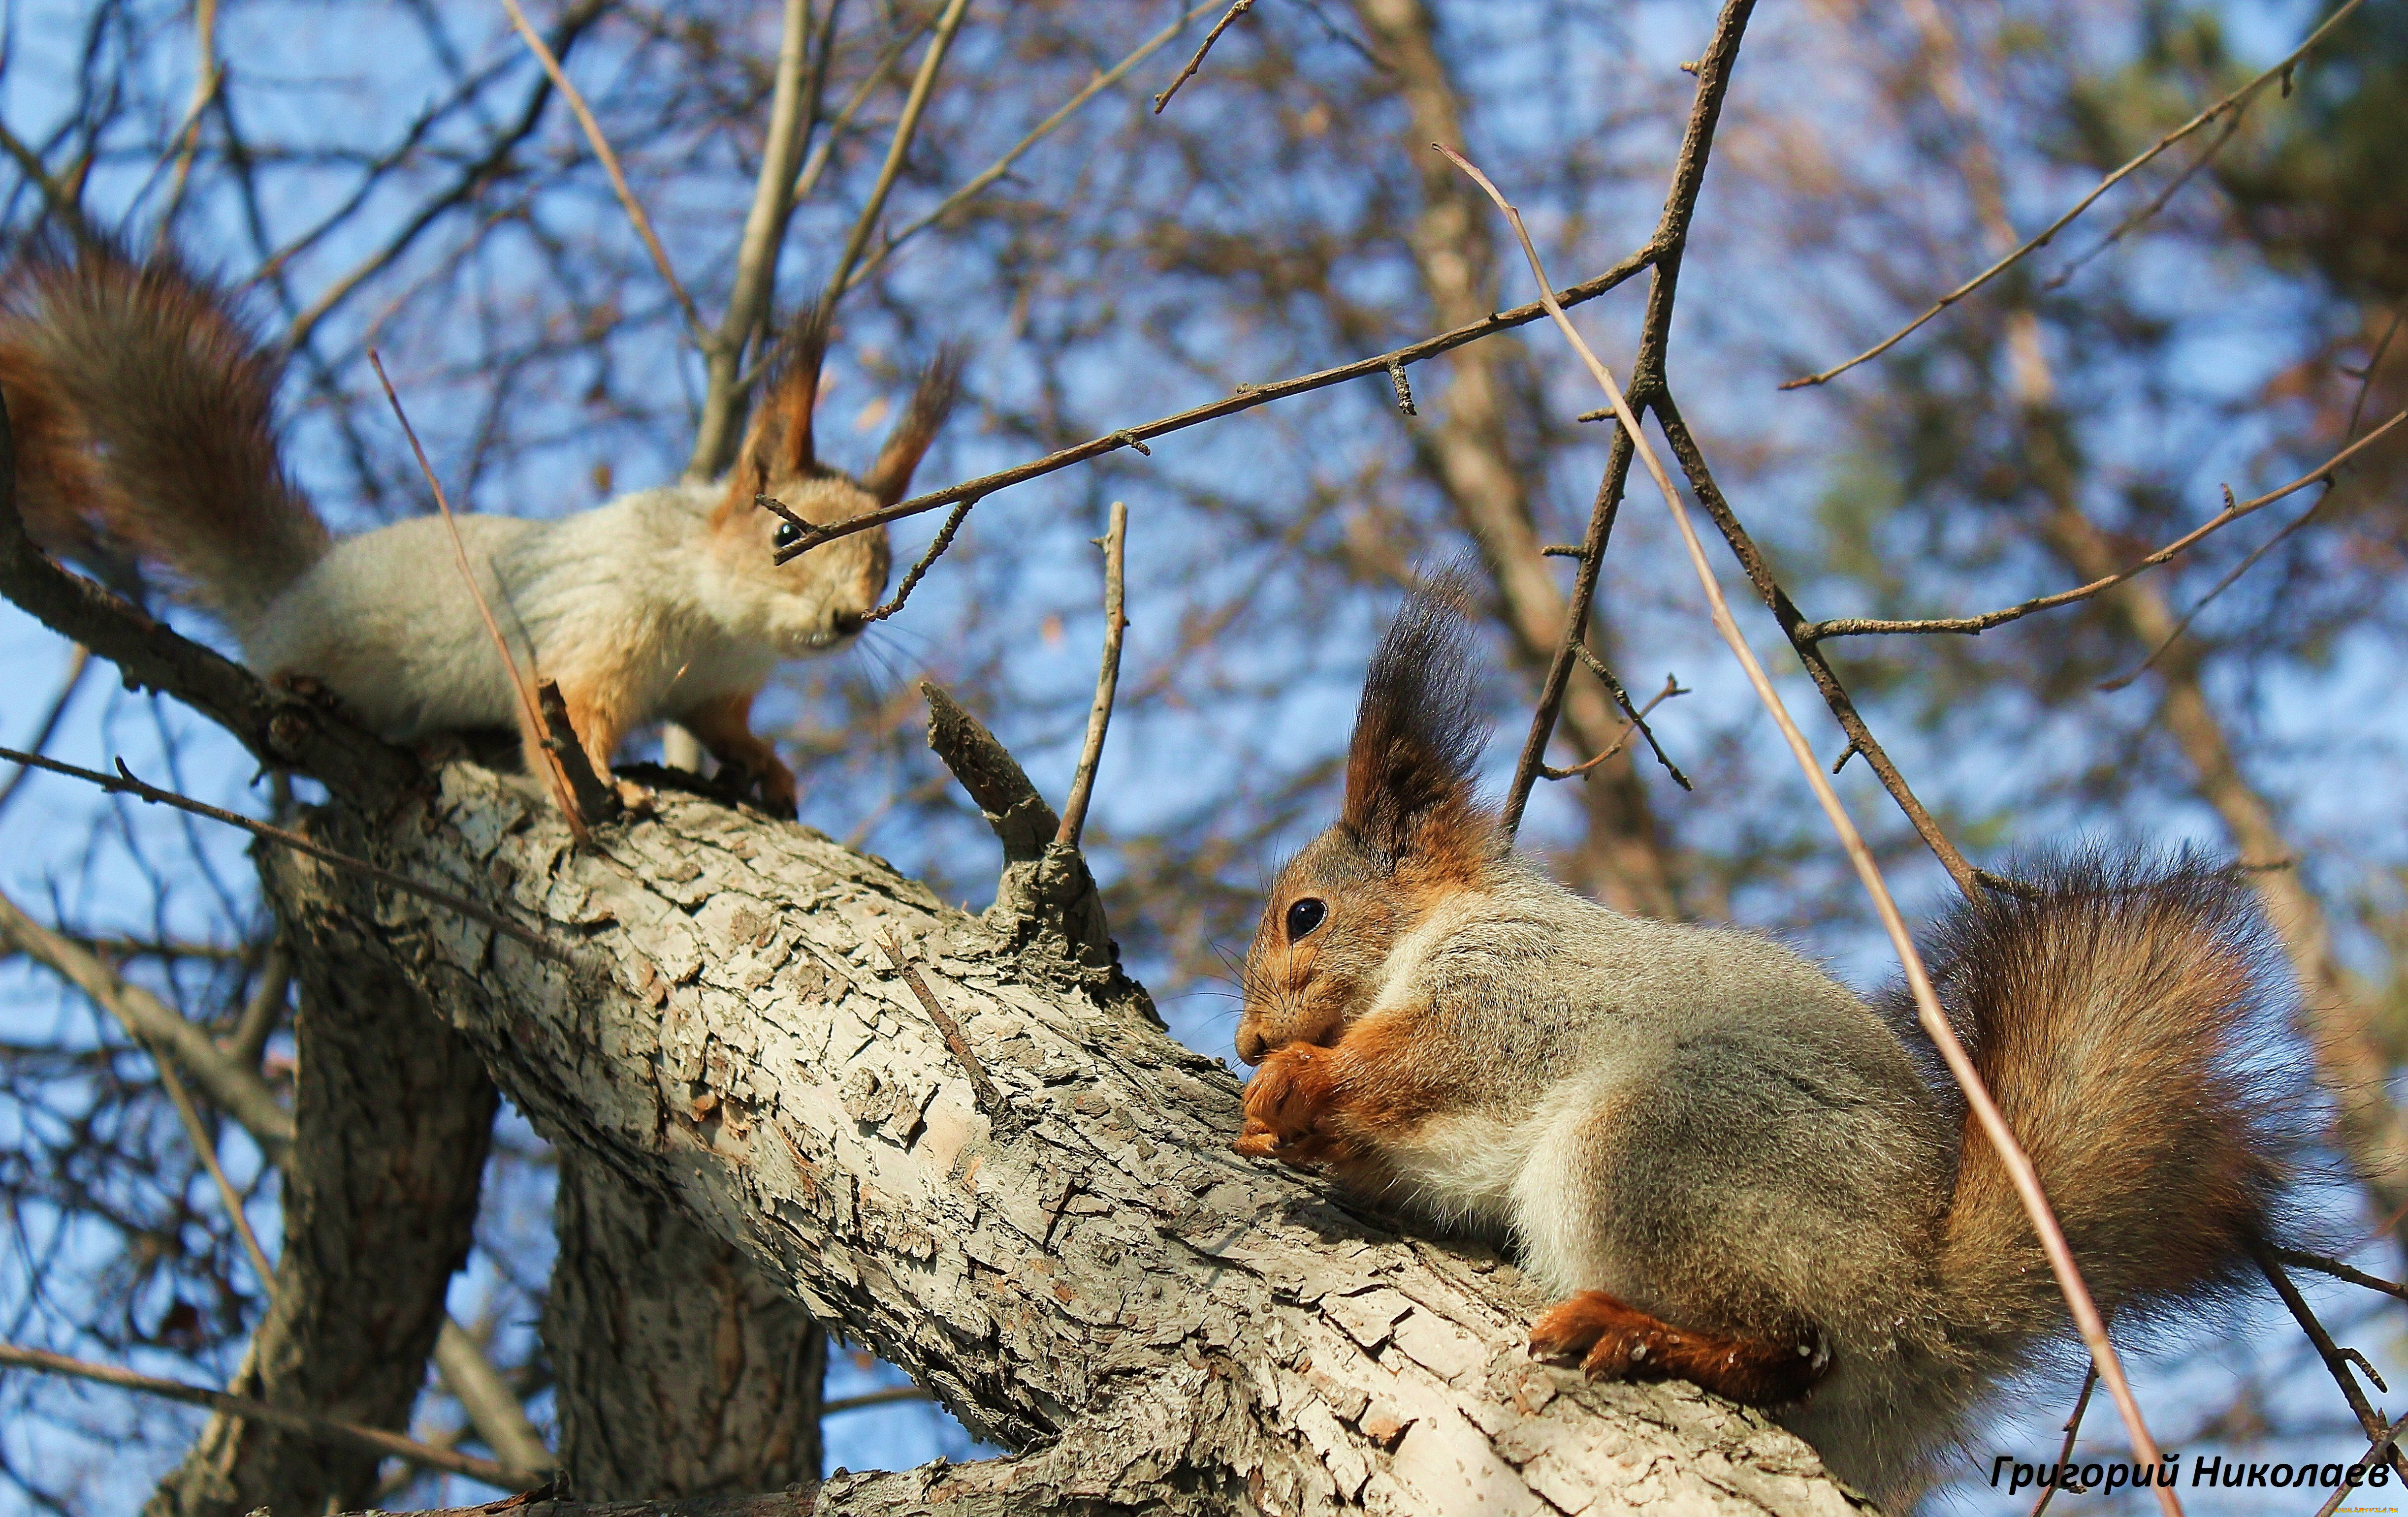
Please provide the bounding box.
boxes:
[1352,0,1684,920]
[257,715,1873,1517]
[147,844,500,1517]
[549,1148,830,1499]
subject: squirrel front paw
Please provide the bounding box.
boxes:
[724,755,797,819]
[1234,1043,1343,1163]
[1530,1291,1825,1407]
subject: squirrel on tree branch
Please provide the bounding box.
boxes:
[1234,575,2303,1503]
[0,244,960,816]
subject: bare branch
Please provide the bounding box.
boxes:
[844,0,1230,295]
[0,644,89,820]
[1783,0,2370,389]
[2257,1249,2408,1481]
[497,0,707,344]
[1443,142,2179,1506]
[0,744,573,964]
[1539,674,1686,782]
[811,0,973,324]
[1152,0,1255,113]
[1800,407,2408,641]
[2027,1365,2096,1517]
[370,351,594,832]
[0,883,295,1147]
[0,1343,540,1489]
[687,0,822,480]
[1498,0,1750,833]
[775,242,1658,559]
[1055,500,1127,849]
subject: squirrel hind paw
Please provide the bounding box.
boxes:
[1529,1291,1825,1408]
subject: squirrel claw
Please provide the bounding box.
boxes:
[1530,1291,1824,1407]
[1238,1043,1341,1164]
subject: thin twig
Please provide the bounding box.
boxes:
[1056,501,1128,849]
[791,18,922,210]
[686,0,822,479]
[156,1053,278,1291]
[1540,674,1685,782]
[2095,490,2330,692]
[2028,1364,2097,1517]
[2258,1248,2408,1481]
[496,0,707,344]
[2275,1246,2408,1302]
[1443,143,2178,1508]
[0,644,89,820]
[0,745,572,965]
[2040,109,2247,293]
[862,498,974,623]
[369,350,592,835]
[0,1341,538,1488]
[876,934,1009,1124]
[1464,0,1759,835]
[2100,317,2404,688]
[0,883,295,1148]
[811,0,973,325]
[1153,0,1255,113]
[2316,1411,2408,1517]
[1783,0,2369,389]
[161,0,221,219]
[776,242,1659,560]
[1801,407,2408,641]
[0,117,103,248]
[823,1385,931,1416]
[1576,649,1692,790]
[845,1,1227,294]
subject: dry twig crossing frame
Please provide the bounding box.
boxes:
[1439,141,2181,1512]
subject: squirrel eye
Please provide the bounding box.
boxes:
[772,521,803,550]
[1284,897,1327,942]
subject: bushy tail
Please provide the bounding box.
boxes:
[0,244,327,630]
[1922,850,2297,1363]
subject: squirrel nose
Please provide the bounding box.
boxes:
[1234,1024,1267,1065]
[830,610,866,637]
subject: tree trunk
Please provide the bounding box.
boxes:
[284,748,1870,1517]
[549,1146,829,1499]
[148,842,500,1517]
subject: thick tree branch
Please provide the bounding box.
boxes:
[279,754,1874,1517]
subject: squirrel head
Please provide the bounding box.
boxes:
[1234,573,1502,1064]
[707,305,963,654]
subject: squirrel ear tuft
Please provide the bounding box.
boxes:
[725,303,832,514]
[1341,565,1493,865]
[859,345,964,506]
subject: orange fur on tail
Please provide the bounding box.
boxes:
[1919,852,2294,1346]
[0,245,327,626]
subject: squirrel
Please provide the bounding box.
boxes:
[1232,577,2299,1501]
[0,244,960,816]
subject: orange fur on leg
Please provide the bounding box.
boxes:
[1234,1012,1454,1168]
[523,679,648,814]
[678,690,797,818]
[1530,1291,1825,1407]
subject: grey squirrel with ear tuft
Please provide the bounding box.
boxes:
[1234,574,2301,1502]
[0,244,961,816]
